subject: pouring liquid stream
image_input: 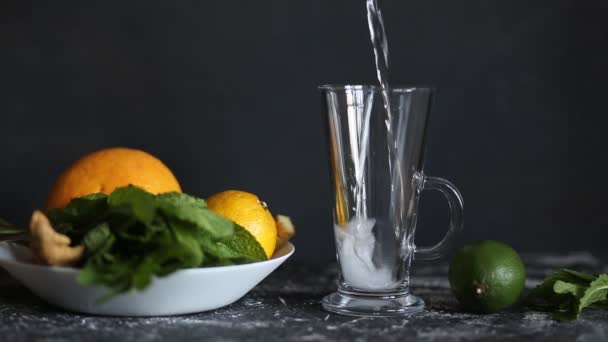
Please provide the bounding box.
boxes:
[336,0,404,290]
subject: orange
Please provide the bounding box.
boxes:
[45,147,182,210]
[207,190,277,258]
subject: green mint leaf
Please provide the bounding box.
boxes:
[525,270,588,314]
[150,242,207,276]
[77,264,101,286]
[526,269,595,306]
[197,232,249,265]
[78,255,137,302]
[553,303,580,321]
[525,269,608,321]
[167,219,204,267]
[48,193,108,236]
[553,280,587,298]
[157,195,233,239]
[82,223,114,256]
[131,256,159,290]
[107,186,156,224]
[561,269,596,283]
[111,215,165,244]
[156,192,207,210]
[577,274,608,313]
[217,223,267,263]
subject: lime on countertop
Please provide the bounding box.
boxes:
[449,240,526,313]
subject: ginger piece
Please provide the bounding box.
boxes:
[275,215,295,249]
[29,210,84,266]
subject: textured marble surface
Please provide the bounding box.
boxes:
[0,253,607,342]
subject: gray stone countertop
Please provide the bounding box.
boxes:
[1,253,607,342]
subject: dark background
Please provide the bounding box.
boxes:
[2,1,607,263]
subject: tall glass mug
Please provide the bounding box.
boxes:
[320,85,464,316]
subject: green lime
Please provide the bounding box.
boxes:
[448,240,526,313]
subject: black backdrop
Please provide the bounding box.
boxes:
[2,1,607,263]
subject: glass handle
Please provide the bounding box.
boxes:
[414,176,464,260]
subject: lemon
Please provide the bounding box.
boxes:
[207,190,277,258]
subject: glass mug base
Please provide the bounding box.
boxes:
[321,290,425,317]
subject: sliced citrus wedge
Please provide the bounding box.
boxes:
[275,215,295,249]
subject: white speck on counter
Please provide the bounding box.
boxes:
[297,333,327,341]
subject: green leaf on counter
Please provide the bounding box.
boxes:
[578,275,608,312]
[525,269,608,320]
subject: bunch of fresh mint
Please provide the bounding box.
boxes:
[47,185,267,299]
[525,269,608,320]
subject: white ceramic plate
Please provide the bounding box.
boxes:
[0,241,294,316]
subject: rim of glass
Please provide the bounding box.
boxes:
[318,84,434,93]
